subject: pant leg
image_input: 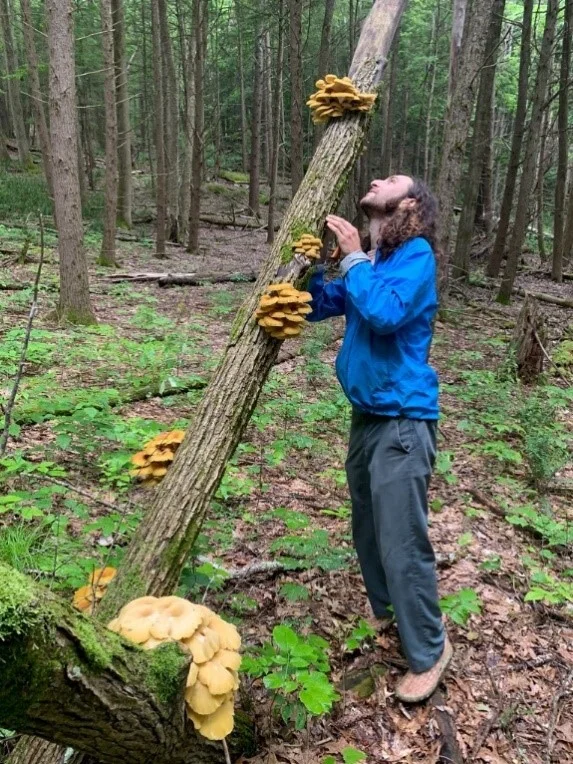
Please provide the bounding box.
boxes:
[366,417,444,673]
[345,411,392,618]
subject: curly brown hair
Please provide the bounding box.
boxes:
[361,178,439,260]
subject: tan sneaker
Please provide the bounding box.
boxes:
[366,614,394,633]
[394,634,453,703]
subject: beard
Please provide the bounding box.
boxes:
[359,193,403,219]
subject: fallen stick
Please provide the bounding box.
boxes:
[513,287,573,309]
[429,690,464,764]
[101,270,257,286]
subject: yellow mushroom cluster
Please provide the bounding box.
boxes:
[256,283,313,340]
[108,595,241,741]
[292,233,322,260]
[130,429,185,486]
[307,74,377,124]
[73,566,117,614]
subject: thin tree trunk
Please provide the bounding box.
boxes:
[288,0,303,194]
[178,26,195,243]
[98,0,118,267]
[486,0,533,277]
[267,0,285,244]
[313,0,336,151]
[159,0,179,241]
[477,85,494,234]
[20,0,53,194]
[262,30,273,181]
[380,34,398,177]
[112,0,133,229]
[187,0,206,254]
[552,0,571,282]
[248,18,263,216]
[48,0,96,325]
[536,110,549,263]
[498,0,558,303]
[234,0,249,174]
[152,0,167,258]
[451,0,505,281]
[435,0,496,292]
[213,20,223,179]
[0,0,31,165]
[423,4,440,182]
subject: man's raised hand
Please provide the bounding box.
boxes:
[325,215,362,256]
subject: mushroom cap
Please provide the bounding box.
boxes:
[131,452,149,467]
[110,595,206,646]
[213,649,242,671]
[208,615,241,651]
[186,662,199,687]
[185,680,227,715]
[185,629,220,664]
[198,661,235,695]
[196,697,235,741]
[88,566,117,587]
[73,586,95,612]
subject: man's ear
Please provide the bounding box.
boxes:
[398,197,416,210]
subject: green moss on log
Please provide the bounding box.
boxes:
[0,565,45,639]
[146,642,189,706]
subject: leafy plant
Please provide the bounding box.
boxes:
[440,588,482,626]
[242,625,340,729]
[344,618,376,651]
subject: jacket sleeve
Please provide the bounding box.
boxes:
[341,245,435,334]
[306,266,347,322]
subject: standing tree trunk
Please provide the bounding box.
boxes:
[380,35,398,178]
[423,3,440,182]
[313,0,336,151]
[435,0,496,292]
[159,0,179,241]
[451,0,505,281]
[187,0,207,255]
[234,0,249,174]
[112,0,133,229]
[497,0,558,303]
[447,0,468,106]
[0,0,31,165]
[288,0,303,194]
[1,5,408,762]
[262,30,273,180]
[248,18,263,216]
[552,0,571,282]
[536,110,549,263]
[486,0,533,277]
[20,0,53,195]
[267,0,285,243]
[47,0,97,325]
[178,26,195,243]
[152,0,167,258]
[98,0,119,268]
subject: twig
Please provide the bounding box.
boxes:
[0,215,44,457]
[34,474,140,514]
[545,668,573,764]
[532,325,573,385]
[196,555,286,581]
[429,690,464,764]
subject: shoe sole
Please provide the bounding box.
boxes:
[394,641,453,703]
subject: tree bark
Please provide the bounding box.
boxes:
[248,15,263,216]
[380,34,398,178]
[98,0,408,620]
[486,0,533,277]
[234,0,249,174]
[435,0,496,292]
[511,295,545,383]
[497,0,558,303]
[267,0,285,244]
[98,0,119,268]
[47,0,97,325]
[552,0,571,282]
[0,0,31,165]
[112,0,133,229]
[423,3,440,182]
[178,22,195,244]
[288,0,304,195]
[159,0,179,242]
[20,0,53,195]
[313,0,336,151]
[536,110,549,263]
[152,0,167,259]
[447,0,468,106]
[262,30,273,180]
[451,0,505,281]
[187,0,207,255]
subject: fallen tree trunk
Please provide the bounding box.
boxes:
[198,214,279,230]
[101,271,257,286]
[0,564,248,764]
[7,3,406,762]
[512,287,573,309]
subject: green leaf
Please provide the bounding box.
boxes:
[342,748,367,764]
[272,624,299,652]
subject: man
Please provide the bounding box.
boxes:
[307,175,452,703]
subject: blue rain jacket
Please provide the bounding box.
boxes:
[307,237,439,419]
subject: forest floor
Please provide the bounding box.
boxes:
[1,179,573,764]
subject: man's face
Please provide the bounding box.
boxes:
[360,174,414,214]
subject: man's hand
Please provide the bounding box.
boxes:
[326,215,362,256]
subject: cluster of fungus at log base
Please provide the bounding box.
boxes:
[307,74,377,124]
[256,283,313,340]
[292,233,323,260]
[107,595,241,741]
[73,566,117,614]
[130,429,185,486]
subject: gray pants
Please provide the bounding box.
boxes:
[345,410,444,673]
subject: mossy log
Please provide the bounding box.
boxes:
[0,564,246,764]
